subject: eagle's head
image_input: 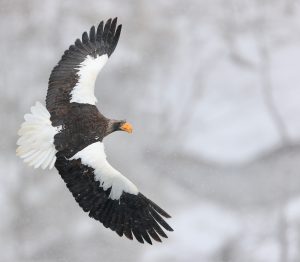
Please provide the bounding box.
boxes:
[117,120,133,133]
[106,119,133,136]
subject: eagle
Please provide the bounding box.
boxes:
[16,18,173,244]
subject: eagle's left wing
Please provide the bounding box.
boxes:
[46,18,121,121]
[55,142,173,244]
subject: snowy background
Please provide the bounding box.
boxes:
[1,0,300,261]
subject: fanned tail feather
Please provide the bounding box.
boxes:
[16,101,61,169]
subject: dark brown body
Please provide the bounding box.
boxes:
[51,103,108,158]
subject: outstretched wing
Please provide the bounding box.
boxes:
[46,18,121,114]
[55,142,173,244]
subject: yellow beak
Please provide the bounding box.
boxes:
[120,122,133,133]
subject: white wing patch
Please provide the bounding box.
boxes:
[70,54,109,105]
[16,101,61,170]
[69,142,139,200]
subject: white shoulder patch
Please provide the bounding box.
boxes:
[69,142,139,200]
[70,54,109,105]
[16,102,61,170]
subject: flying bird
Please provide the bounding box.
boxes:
[16,18,173,244]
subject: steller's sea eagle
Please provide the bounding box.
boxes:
[16,18,173,244]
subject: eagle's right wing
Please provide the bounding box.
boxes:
[55,142,173,244]
[46,18,121,123]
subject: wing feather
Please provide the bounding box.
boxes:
[96,21,104,42]
[55,152,173,244]
[89,26,96,43]
[103,18,112,41]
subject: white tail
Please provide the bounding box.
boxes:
[16,102,61,170]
